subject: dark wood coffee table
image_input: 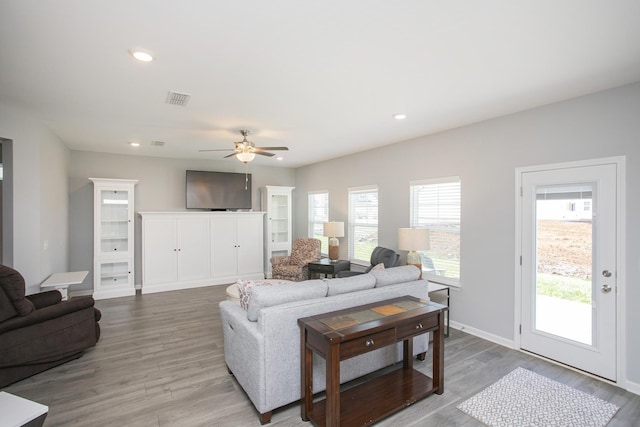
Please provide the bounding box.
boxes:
[298,296,447,426]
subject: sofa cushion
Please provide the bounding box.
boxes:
[0,265,35,316]
[372,265,421,287]
[247,280,328,322]
[325,274,376,296]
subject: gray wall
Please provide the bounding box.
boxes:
[0,103,70,293]
[68,151,296,289]
[293,82,640,386]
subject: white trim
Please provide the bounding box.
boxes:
[409,175,461,186]
[347,184,378,192]
[449,321,515,349]
[514,156,626,388]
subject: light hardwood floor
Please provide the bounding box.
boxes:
[4,285,640,426]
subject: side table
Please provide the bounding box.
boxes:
[0,391,48,427]
[40,271,88,301]
[307,258,350,279]
[299,296,447,426]
[428,282,450,337]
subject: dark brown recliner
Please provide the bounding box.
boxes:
[0,265,101,387]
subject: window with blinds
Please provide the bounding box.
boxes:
[410,177,461,286]
[348,186,378,263]
[308,191,329,253]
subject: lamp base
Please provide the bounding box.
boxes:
[328,237,339,261]
[407,250,422,279]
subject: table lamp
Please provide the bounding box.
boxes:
[323,221,344,261]
[398,227,430,278]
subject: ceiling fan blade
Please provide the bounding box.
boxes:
[255,151,275,157]
[198,148,235,152]
[223,152,238,158]
[255,146,289,151]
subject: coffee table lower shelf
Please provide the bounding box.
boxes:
[308,368,435,427]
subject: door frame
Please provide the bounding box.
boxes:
[514,156,626,386]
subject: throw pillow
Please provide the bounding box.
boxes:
[371,263,385,271]
[236,280,273,310]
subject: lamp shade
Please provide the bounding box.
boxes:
[323,221,344,238]
[398,228,430,251]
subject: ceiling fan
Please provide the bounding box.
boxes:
[199,130,289,163]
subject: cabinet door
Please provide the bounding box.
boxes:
[97,187,133,257]
[237,215,264,275]
[210,216,238,278]
[177,218,210,281]
[95,259,134,299]
[143,219,178,285]
[269,192,291,250]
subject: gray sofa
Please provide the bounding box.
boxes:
[219,265,429,424]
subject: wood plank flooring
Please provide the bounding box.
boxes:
[4,285,640,426]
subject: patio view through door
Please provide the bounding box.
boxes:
[520,161,617,381]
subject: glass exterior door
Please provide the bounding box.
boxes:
[520,163,617,381]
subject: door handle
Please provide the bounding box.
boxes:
[602,270,612,278]
[601,284,612,293]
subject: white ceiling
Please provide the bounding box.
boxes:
[1,1,639,168]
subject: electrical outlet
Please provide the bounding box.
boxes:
[43,240,48,251]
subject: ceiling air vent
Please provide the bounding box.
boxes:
[151,140,166,147]
[166,91,191,106]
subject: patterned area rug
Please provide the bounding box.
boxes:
[457,367,619,427]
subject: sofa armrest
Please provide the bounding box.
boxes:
[26,290,62,309]
[0,296,96,335]
[336,271,364,278]
[270,256,291,267]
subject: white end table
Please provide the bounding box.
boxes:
[40,270,88,301]
[0,391,48,427]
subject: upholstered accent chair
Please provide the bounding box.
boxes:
[337,246,399,278]
[271,238,321,281]
[0,265,101,387]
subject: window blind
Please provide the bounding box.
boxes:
[348,186,378,262]
[410,177,461,285]
[308,191,329,253]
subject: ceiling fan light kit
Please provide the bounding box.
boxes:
[199,129,289,164]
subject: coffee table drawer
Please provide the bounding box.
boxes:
[397,315,438,339]
[341,329,396,360]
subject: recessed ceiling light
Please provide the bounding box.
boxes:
[393,113,407,120]
[276,156,283,161]
[129,49,154,62]
[129,141,140,147]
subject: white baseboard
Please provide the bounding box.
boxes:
[626,379,640,396]
[68,289,93,298]
[449,320,516,349]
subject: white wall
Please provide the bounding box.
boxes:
[0,103,70,293]
[68,151,296,289]
[293,82,640,386]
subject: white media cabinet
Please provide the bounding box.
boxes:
[139,211,265,294]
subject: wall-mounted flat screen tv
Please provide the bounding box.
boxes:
[186,170,252,211]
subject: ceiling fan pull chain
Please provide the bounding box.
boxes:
[245,163,249,190]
